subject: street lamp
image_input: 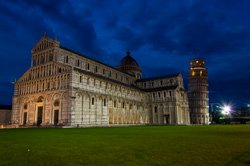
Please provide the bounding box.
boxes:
[221,104,231,115]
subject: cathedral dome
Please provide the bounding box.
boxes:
[117,51,142,79]
[119,51,140,68]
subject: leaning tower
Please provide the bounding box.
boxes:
[188,59,209,124]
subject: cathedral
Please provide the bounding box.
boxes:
[11,35,194,127]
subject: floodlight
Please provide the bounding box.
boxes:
[221,104,231,115]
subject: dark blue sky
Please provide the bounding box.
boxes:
[0,0,250,107]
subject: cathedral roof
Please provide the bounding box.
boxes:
[74,67,179,92]
[60,46,135,77]
[143,85,179,92]
[136,73,181,82]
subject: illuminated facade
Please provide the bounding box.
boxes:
[11,35,190,127]
[188,59,209,124]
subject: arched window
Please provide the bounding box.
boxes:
[54,100,60,107]
[24,104,28,109]
[155,106,158,113]
[37,96,44,102]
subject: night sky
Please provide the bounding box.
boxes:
[0,0,250,107]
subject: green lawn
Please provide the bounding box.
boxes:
[0,125,250,166]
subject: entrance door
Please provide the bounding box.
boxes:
[165,115,169,124]
[23,112,27,125]
[54,110,59,125]
[37,107,43,126]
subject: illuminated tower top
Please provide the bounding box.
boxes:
[189,59,207,77]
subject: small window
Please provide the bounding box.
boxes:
[80,76,82,83]
[87,63,90,70]
[58,68,62,73]
[49,54,53,61]
[103,99,106,106]
[164,92,166,97]
[47,82,50,89]
[114,100,116,107]
[77,60,80,67]
[144,83,146,88]
[169,91,172,97]
[109,71,112,77]
[122,102,125,108]
[92,98,95,105]
[103,69,105,74]
[32,59,36,66]
[160,80,163,85]
[95,66,98,73]
[41,56,45,64]
[65,56,69,63]
[192,71,195,76]
[199,70,203,76]
[158,92,160,97]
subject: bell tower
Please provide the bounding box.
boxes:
[188,59,209,124]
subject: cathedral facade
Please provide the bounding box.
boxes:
[11,35,190,127]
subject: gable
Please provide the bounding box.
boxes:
[32,34,59,53]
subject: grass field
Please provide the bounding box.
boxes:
[0,125,250,166]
